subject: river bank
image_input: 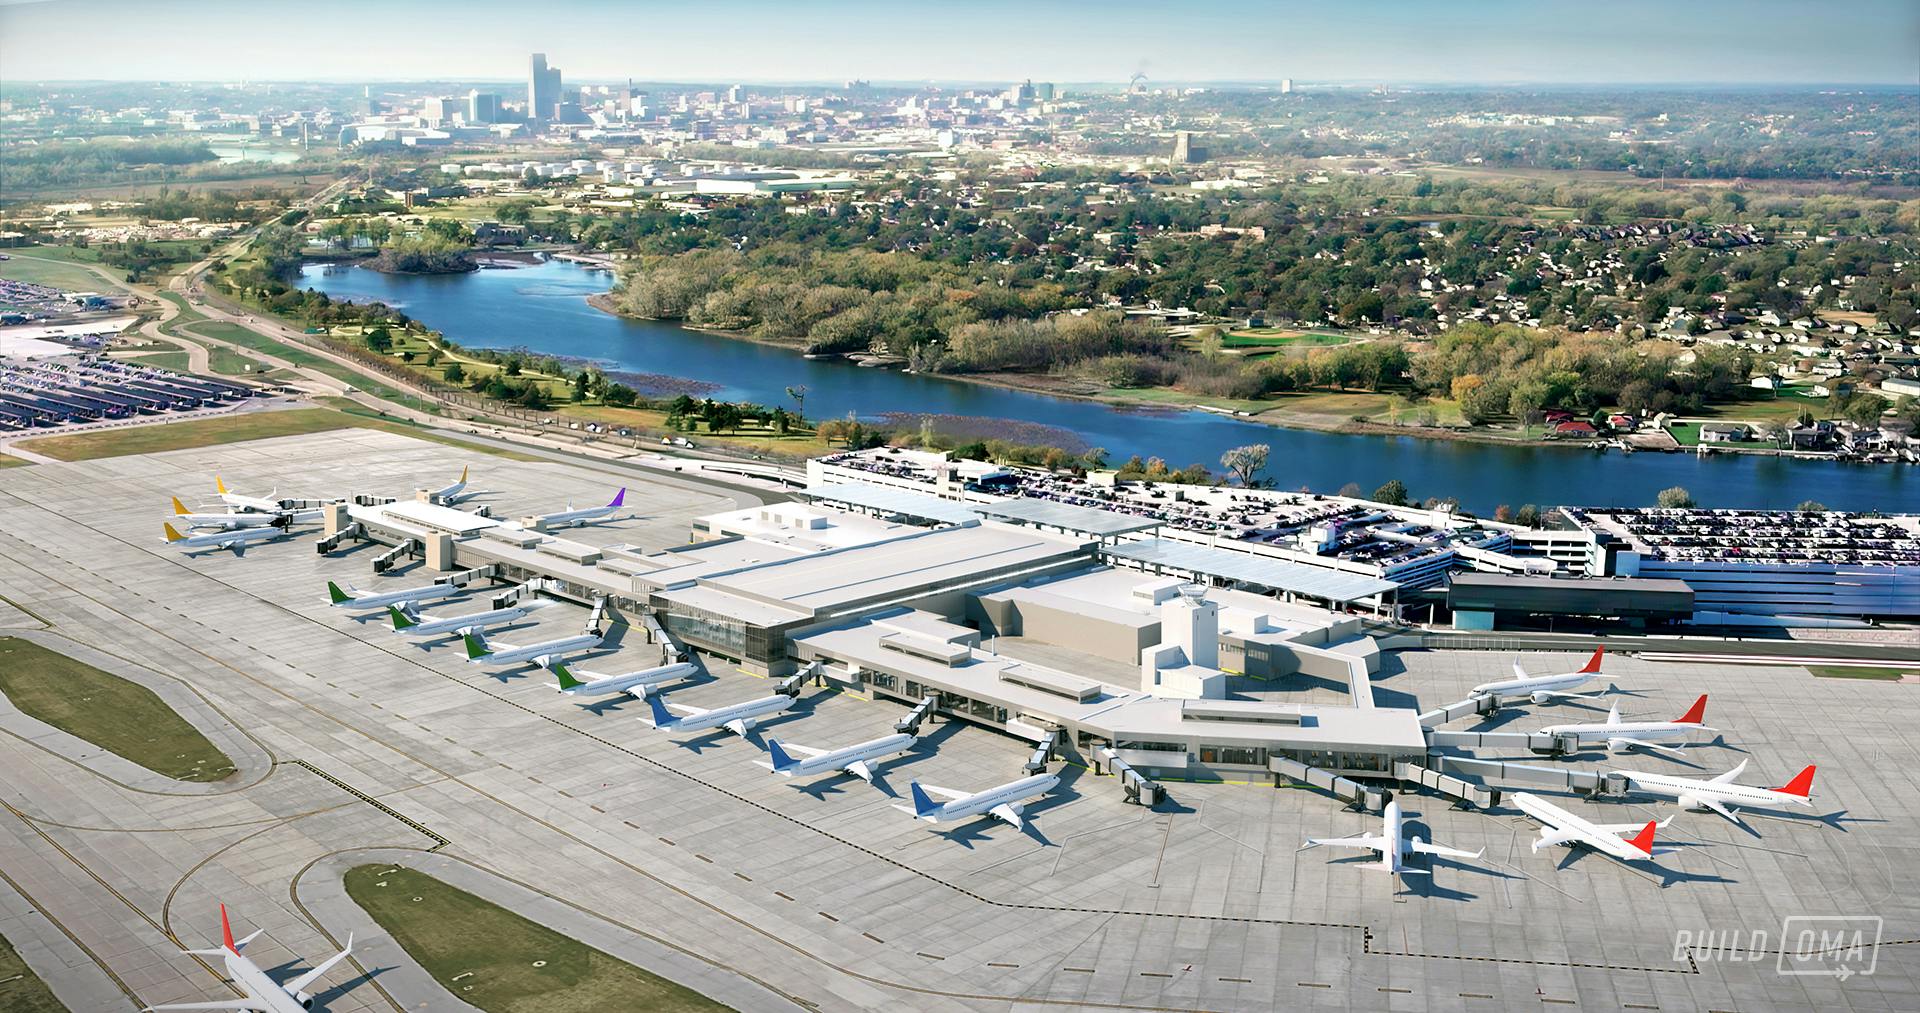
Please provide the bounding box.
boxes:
[304,259,1914,511]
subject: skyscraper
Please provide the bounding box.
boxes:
[528,52,562,125]
[468,89,500,125]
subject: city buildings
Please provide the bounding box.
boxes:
[528,52,562,126]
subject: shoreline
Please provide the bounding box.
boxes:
[581,291,1649,455]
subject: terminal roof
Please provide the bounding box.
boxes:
[1104,538,1400,604]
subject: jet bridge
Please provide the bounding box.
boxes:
[1426,729,1582,756]
[316,522,365,554]
[1416,695,1501,727]
[894,695,939,735]
[1392,760,1500,808]
[1435,755,1623,796]
[371,538,421,574]
[1095,747,1166,807]
[1270,756,1387,811]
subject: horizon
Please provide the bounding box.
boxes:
[4,0,1917,86]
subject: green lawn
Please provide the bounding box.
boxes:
[1807,665,1915,681]
[344,865,733,1013]
[0,252,119,291]
[155,291,209,329]
[0,930,68,1013]
[0,637,235,782]
[0,456,30,469]
[187,323,443,413]
[15,408,366,461]
[1666,422,1779,449]
[121,350,192,371]
[1219,329,1351,349]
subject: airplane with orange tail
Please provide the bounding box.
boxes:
[142,904,353,1011]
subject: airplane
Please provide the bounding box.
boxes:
[1612,759,1818,826]
[640,688,793,737]
[429,466,475,504]
[550,658,697,698]
[532,488,626,528]
[761,732,916,783]
[163,521,289,555]
[1302,799,1483,876]
[896,772,1061,832]
[1536,694,1714,757]
[462,627,603,668]
[1511,791,1674,862]
[214,475,285,513]
[142,904,354,1012]
[169,497,314,531]
[1471,646,1608,704]
[326,580,462,612]
[388,601,540,638]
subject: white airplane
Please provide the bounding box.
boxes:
[1512,791,1674,862]
[163,521,289,555]
[1537,694,1713,757]
[169,497,314,531]
[213,475,285,513]
[462,627,604,668]
[897,772,1060,831]
[430,466,475,504]
[1302,799,1484,876]
[1613,759,1818,826]
[532,488,626,528]
[388,601,540,638]
[142,904,354,1012]
[762,732,917,783]
[326,580,462,612]
[1471,646,1608,703]
[640,689,793,736]
[551,658,698,698]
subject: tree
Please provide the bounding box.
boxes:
[1373,479,1409,506]
[442,362,465,383]
[1514,504,1542,528]
[1656,486,1695,509]
[1337,482,1364,498]
[1082,446,1109,469]
[706,402,743,433]
[1796,500,1828,513]
[1844,392,1888,427]
[603,383,637,407]
[785,385,808,420]
[1219,443,1270,487]
[364,326,392,353]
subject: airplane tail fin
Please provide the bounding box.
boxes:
[459,465,469,483]
[462,631,491,660]
[326,580,352,605]
[215,475,228,495]
[1580,646,1606,674]
[766,738,797,772]
[163,522,186,543]
[551,660,585,691]
[608,487,626,509]
[643,692,674,728]
[170,496,191,516]
[1676,693,1708,725]
[388,605,416,631]
[1625,819,1660,857]
[1775,764,1817,798]
[908,781,939,818]
[219,903,238,954]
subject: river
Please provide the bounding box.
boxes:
[299,258,1913,513]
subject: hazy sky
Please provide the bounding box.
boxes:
[4,0,1918,85]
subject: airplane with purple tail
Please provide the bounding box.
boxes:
[532,488,627,528]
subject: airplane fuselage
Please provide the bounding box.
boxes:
[916,773,1059,824]
[224,953,310,1013]
[331,583,462,611]
[1539,718,1704,743]
[469,633,602,667]
[1619,772,1812,812]
[397,605,531,637]
[771,733,915,780]
[653,694,793,733]
[558,661,696,696]
[1472,670,1591,699]
[1512,792,1651,861]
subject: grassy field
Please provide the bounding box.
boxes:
[189,323,444,413]
[0,930,68,1013]
[14,409,365,461]
[118,350,193,371]
[1666,422,1780,449]
[0,637,235,782]
[0,456,30,469]
[314,399,545,461]
[1807,665,1915,681]
[1094,386,1271,414]
[344,865,732,1013]
[1219,328,1352,349]
[0,251,120,291]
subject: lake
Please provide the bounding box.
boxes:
[299,258,1913,513]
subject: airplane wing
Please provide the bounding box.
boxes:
[282,934,354,998]
[1531,829,1581,850]
[1512,661,1529,680]
[141,1002,272,1012]
[780,743,828,759]
[1609,736,1686,757]
[1407,839,1485,860]
[1303,833,1389,853]
[1592,817,1673,834]
[1709,759,1750,784]
[915,783,970,802]
[664,702,705,717]
[1694,796,1744,824]
[844,759,874,783]
[723,718,750,736]
[988,804,1025,830]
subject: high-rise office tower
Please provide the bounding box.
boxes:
[528,52,562,125]
[468,89,500,124]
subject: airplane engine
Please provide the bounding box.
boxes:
[1605,737,1637,754]
[1677,794,1704,811]
[1530,690,1556,705]
[532,654,559,670]
[294,991,317,1009]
